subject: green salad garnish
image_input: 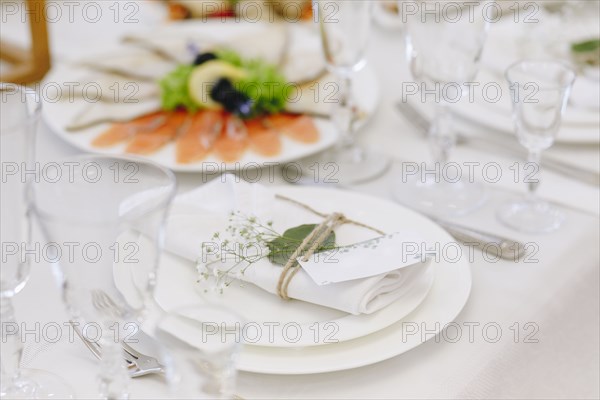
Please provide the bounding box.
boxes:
[158,49,291,117]
[215,49,292,116]
[158,64,197,112]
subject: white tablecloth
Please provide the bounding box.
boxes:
[5,1,600,398]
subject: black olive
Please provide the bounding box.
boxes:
[210,78,234,102]
[210,78,253,118]
[193,52,218,66]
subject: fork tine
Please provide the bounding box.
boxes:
[95,289,127,318]
[102,291,125,315]
[69,320,102,360]
[121,349,139,364]
[121,341,143,359]
[71,320,138,368]
[94,290,109,310]
[101,291,118,307]
[91,290,165,372]
[92,289,124,319]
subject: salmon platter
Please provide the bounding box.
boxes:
[41,21,379,172]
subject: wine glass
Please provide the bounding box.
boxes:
[32,155,176,399]
[498,60,575,233]
[394,0,490,215]
[296,0,390,185]
[155,303,244,399]
[1,83,73,399]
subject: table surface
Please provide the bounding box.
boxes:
[4,1,600,398]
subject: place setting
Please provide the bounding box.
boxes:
[1,106,470,397]
[1,1,599,399]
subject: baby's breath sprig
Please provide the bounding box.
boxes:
[197,211,278,294]
[196,212,345,294]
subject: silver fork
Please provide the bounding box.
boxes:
[88,292,247,398]
[69,320,162,378]
[120,340,165,378]
[90,290,165,377]
[91,290,127,320]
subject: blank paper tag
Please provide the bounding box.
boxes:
[297,231,426,286]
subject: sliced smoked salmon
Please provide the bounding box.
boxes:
[91,109,319,162]
[92,112,167,147]
[264,114,319,144]
[263,113,299,128]
[245,118,282,157]
[248,131,281,157]
[213,114,249,162]
[176,110,224,164]
[125,111,187,155]
[213,136,249,163]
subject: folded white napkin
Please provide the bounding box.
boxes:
[570,74,600,111]
[163,178,431,315]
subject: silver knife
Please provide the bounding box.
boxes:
[428,217,527,261]
[396,101,600,187]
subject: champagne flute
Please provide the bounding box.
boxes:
[297,0,390,185]
[1,83,73,399]
[498,60,575,233]
[32,155,176,399]
[155,303,245,399]
[394,0,490,216]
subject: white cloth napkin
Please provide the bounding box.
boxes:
[570,73,600,111]
[162,178,431,315]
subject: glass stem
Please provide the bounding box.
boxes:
[98,333,130,400]
[0,296,23,385]
[526,150,542,203]
[429,99,455,167]
[333,72,363,162]
[336,73,353,142]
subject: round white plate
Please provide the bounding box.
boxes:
[41,22,380,172]
[117,186,471,374]
[240,187,471,374]
[239,253,470,375]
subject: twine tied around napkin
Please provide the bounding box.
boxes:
[275,194,385,300]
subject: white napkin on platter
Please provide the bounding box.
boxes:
[162,178,431,315]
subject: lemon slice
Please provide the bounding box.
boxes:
[188,60,248,109]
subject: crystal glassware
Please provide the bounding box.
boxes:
[32,155,176,399]
[295,0,390,185]
[155,303,244,399]
[1,83,73,399]
[394,0,490,216]
[498,60,576,233]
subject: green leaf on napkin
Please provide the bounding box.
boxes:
[266,224,336,266]
[571,39,600,53]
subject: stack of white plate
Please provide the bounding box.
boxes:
[116,187,472,375]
